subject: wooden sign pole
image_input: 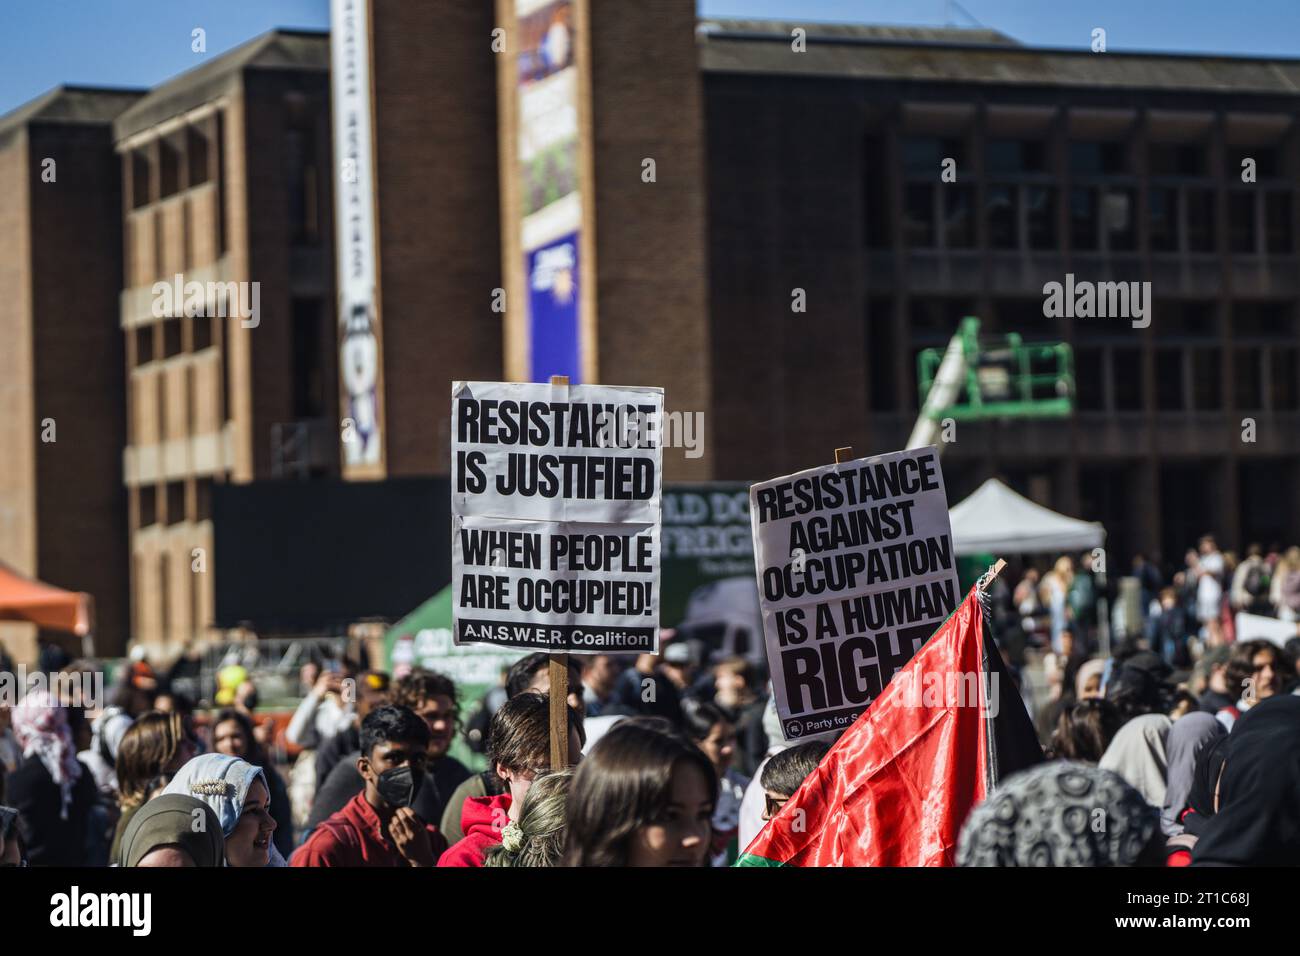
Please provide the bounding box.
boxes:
[549,376,570,771]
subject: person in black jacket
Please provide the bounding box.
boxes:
[8,689,98,866]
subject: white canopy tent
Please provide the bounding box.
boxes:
[948,478,1105,556]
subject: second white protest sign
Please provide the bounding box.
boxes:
[750,445,961,740]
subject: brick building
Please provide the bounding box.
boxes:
[113,31,337,656]
[0,87,140,661]
[4,12,1299,660]
[699,21,1300,566]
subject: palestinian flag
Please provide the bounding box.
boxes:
[736,585,1041,866]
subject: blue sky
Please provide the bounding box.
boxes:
[2,1,1299,117]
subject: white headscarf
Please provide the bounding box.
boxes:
[1099,713,1172,808]
[162,753,286,866]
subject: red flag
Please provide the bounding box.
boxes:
[737,586,1037,867]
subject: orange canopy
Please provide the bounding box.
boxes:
[0,563,94,636]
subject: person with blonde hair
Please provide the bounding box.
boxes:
[483,769,574,868]
[1040,556,1075,654]
[1271,546,1300,622]
[110,710,197,863]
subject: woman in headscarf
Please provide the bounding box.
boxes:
[1098,713,1172,807]
[6,689,98,865]
[1192,695,1300,866]
[956,762,1161,866]
[119,794,224,867]
[163,753,283,867]
[1074,659,1106,701]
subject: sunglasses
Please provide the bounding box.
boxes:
[764,792,790,818]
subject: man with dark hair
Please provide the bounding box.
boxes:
[506,652,585,713]
[438,693,583,867]
[439,656,585,843]
[307,668,470,831]
[292,705,447,866]
[759,740,831,822]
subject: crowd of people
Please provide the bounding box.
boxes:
[1,533,1298,868]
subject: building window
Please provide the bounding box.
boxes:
[159,139,180,198]
[1075,347,1106,411]
[187,126,210,187]
[1155,349,1185,411]
[167,482,185,525]
[903,184,935,247]
[903,137,963,176]
[1113,348,1144,410]
[1190,349,1222,410]
[1265,192,1293,254]
[131,151,152,209]
[1272,348,1300,410]
[986,184,1018,249]
[1157,302,1216,339]
[292,299,326,419]
[943,186,975,248]
[1026,186,1056,249]
[1069,141,1126,176]
[135,326,155,365]
[1149,143,1206,177]
[985,139,1047,175]
[1150,187,1179,252]
[196,479,213,522]
[1235,302,1294,337]
[1235,348,1264,410]
[162,317,182,358]
[1070,187,1098,250]
[1228,146,1279,179]
[139,485,157,527]
[1103,188,1137,252]
[193,314,213,351]
[1186,189,1216,252]
[1229,192,1257,253]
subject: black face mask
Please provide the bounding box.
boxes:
[376,765,422,809]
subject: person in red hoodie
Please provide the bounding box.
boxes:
[439,692,583,867]
[292,705,447,867]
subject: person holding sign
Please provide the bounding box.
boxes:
[439,693,583,867]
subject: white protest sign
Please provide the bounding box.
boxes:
[1235,612,1300,649]
[749,446,961,740]
[452,380,662,653]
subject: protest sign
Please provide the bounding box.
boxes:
[451,380,662,653]
[749,445,960,740]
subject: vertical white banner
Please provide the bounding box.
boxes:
[331,0,385,476]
